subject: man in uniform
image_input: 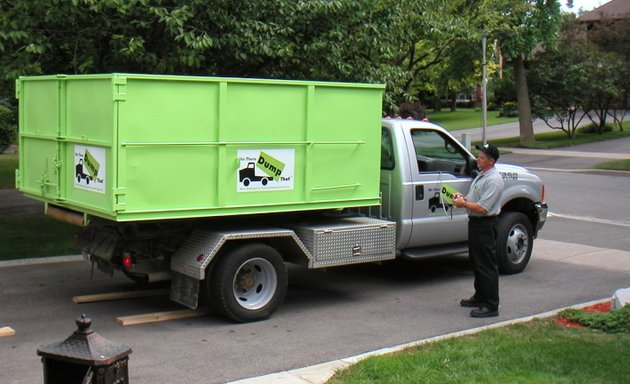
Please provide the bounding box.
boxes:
[452,143,504,318]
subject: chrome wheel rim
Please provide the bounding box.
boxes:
[232,258,277,310]
[505,223,529,265]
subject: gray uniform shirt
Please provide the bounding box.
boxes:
[466,166,504,217]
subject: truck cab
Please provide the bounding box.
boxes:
[380,118,548,274]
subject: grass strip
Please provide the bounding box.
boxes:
[0,215,79,260]
[425,109,518,131]
[329,318,630,384]
[489,125,630,149]
[594,159,630,171]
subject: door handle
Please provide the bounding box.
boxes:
[415,185,424,200]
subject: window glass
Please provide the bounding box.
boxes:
[411,130,467,174]
[381,128,395,170]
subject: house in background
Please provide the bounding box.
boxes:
[577,0,630,26]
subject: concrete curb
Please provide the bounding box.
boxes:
[0,254,83,268]
[227,298,611,384]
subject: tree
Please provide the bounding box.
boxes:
[586,15,630,131]
[492,0,562,145]
[582,51,624,134]
[529,33,593,139]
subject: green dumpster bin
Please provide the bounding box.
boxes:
[16,74,384,222]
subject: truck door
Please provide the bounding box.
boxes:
[406,128,473,247]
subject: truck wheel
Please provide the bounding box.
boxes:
[261,177,269,186]
[210,243,287,322]
[242,178,251,187]
[496,212,533,274]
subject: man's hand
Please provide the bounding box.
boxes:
[452,194,466,208]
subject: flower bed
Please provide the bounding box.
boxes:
[556,301,630,333]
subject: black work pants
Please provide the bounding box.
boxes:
[468,216,499,310]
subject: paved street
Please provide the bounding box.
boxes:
[1,121,629,384]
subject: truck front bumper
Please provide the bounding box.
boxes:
[535,202,549,234]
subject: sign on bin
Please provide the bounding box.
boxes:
[237,149,294,192]
[74,145,106,193]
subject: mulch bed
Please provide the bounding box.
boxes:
[555,301,611,328]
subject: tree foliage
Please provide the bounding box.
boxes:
[0,0,576,149]
[529,15,628,137]
[586,16,630,131]
[0,1,466,112]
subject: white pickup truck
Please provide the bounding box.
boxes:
[83,118,547,322]
[378,118,547,270]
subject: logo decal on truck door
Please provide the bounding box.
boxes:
[237,149,294,192]
[74,145,106,193]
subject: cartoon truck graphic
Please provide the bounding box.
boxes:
[428,192,449,212]
[239,162,273,187]
[75,159,91,185]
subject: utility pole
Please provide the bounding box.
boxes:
[482,34,488,145]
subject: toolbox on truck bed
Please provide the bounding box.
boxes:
[16,74,384,222]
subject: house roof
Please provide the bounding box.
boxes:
[577,0,630,22]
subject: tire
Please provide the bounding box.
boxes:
[209,243,287,322]
[497,212,533,274]
[261,177,269,186]
[242,178,251,187]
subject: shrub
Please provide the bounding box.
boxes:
[0,100,17,151]
[398,101,426,120]
[578,123,614,134]
[499,101,518,117]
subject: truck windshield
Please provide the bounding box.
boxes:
[411,130,467,175]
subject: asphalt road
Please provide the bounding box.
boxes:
[2,239,629,384]
[1,128,629,384]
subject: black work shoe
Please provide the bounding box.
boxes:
[470,306,499,318]
[460,296,483,308]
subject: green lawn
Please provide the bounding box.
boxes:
[0,153,17,189]
[329,318,630,384]
[594,159,630,171]
[425,108,518,131]
[0,215,79,260]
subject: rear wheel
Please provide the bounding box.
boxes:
[209,243,287,322]
[497,212,533,274]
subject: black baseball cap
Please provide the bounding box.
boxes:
[475,143,500,161]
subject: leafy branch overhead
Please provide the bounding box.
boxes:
[0,0,517,112]
[0,0,626,144]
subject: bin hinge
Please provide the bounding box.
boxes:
[113,76,127,101]
[113,187,126,211]
[52,154,62,170]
